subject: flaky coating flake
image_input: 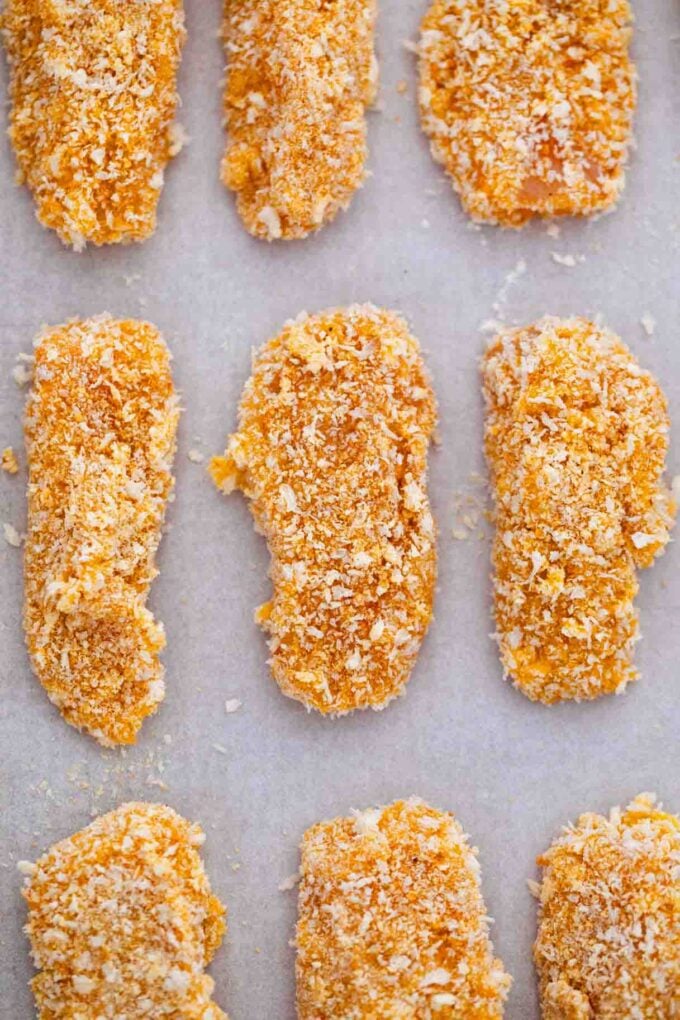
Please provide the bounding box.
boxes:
[210,305,436,714]
[482,317,675,704]
[221,0,377,240]
[1,0,186,249]
[24,316,179,745]
[534,794,680,1019]
[419,0,636,227]
[22,802,227,1019]
[296,798,511,1018]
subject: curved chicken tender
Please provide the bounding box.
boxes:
[296,798,512,1018]
[222,0,377,240]
[21,802,227,1020]
[0,0,186,249]
[482,317,675,703]
[419,0,636,227]
[24,316,179,745]
[210,305,436,714]
[534,794,680,1019]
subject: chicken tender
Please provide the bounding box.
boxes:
[24,316,179,745]
[534,793,680,1019]
[210,305,436,714]
[221,0,378,240]
[419,0,636,227]
[482,317,675,704]
[296,798,511,1018]
[1,0,186,249]
[21,802,227,1020]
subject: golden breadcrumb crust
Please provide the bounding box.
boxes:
[419,0,636,227]
[24,316,179,745]
[1,0,186,249]
[210,305,436,714]
[534,794,680,1019]
[482,317,675,703]
[296,798,511,1018]
[22,802,227,1019]
[221,0,377,240]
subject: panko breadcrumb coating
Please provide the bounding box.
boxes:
[24,316,179,745]
[534,793,680,1019]
[221,0,378,240]
[418,0,636,227]
[210,305,436,714]
[296,798,511,1018]
[22,802,227,1020]
[1,0,186,249]
[482,317,675,704]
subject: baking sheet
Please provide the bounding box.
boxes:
[1,2,679,1016]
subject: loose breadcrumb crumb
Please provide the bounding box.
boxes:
[24,316,179,745]
[534,793,680,1019]
[1,0,186,249]
[418,1,636,226]
[482,317,675,703]
[210,305,437,714]
[22,802,227,1019]
[296,798,511,1018]
[1,446,19,474]
[221,0,378,240]
[3,521,23,547]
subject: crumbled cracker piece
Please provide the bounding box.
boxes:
[24,316,179,745]
[1,446,19,474]
[210,305,437,714]
[482,317,675,703]
[22,802,227,1019]
[418,1,636,226]
[534,794,680,1019]
[222,0,377,240]
[1,0,186,248]
[296,798,511,1017]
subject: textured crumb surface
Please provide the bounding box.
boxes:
[419,0,636,227]
[296,798,511,1018]
[1,0,186,249]
[534,793,680,1019]
[22,802,227,1019]
[2,445,19,474]
[24,316,179,745]
[210,304,436,714]
[482,317,675,704]
[222,0,377,240]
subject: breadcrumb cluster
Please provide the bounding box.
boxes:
[482,317,675,703]
[1,0,186,249]
[22,803,227,1020]
[210,305,436,714]
[534,793,680,1019]
[419,0,636,226]
[24,316,179,745]
[221,0,377,240]
[296,798,511,1018]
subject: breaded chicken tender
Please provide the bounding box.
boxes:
[296,798,511,1018]
[210,305,436,714]
[534,793,680,1019]
[419,0,636,227]
[1,0,186,249]
[221,0,378,240]
[482,317,675,704]
[21,802,227,1020]
[24,316,179,745]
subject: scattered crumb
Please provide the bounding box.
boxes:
[545,222,561,239]
[3,522,23,547]
[396,79,407,94]
[225,699,242,714]
[12,361,32,387]
[640,313,656,338]
[1,446,19,474]
[550,252,584,267]
[212,743,228,755]
[187,448,205,463]
[278,872,300,892]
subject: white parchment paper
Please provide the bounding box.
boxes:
[1,2,679,1016]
